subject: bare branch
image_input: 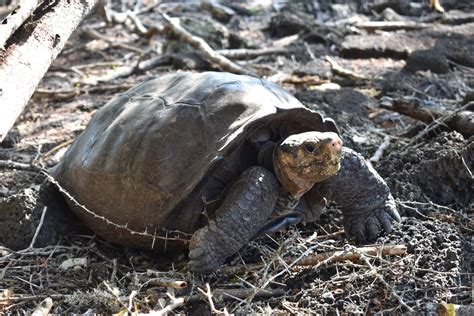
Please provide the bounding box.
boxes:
[158,12,255,76]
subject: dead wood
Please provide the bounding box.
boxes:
[33,83,134,101]
[156,294,185,315]
[382,99,474,136]
[197,283,230,316]
[0,0,42,48]
[0,160,41,172]
[201,0,236,22]
[429,0,445,13]
[217,47,288,60]
[98,1,153,37]
[355,21,426,32]
[297,244,407,266]
[219,244,407,275]
[187,287,285,303]
[0,0,99,142]
[158,11,255,77]
[359,253,414,312]
[31,297,53,316]
[325,56,368,81]
[140,271,187,289]
[83,55,172,84]
[82,28,144,54]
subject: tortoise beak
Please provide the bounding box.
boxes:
[322,135,342,156]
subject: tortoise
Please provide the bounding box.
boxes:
[51,71,400,273]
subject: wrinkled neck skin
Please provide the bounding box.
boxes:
[257,142,307,205]
[272,152,313,201]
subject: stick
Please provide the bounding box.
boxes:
[0,160,41,172]
[369,135,391,164]
[216,47,288,60]
[85,55,172,83]
[187,287,285,303]
[360,253,414,312]
[382,99,474,137]
[355,21,426,32]
[296,244,407,266]
[325,56,368,81]
[31,297,53,316]
[103,281,131,314]
[429,0,445,13]
[0,0,99,142]
[156,295,185,316]
[29,207,48,249]
[82,28,144,54]
[158,12,255,76]
[33,83,134,101]
[220,244,406,275]
[0,0,42,49]
[140,273,188,289]
[197,283,230,316]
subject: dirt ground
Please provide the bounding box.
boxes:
[0,0,473,314]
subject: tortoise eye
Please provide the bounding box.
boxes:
[304,143,318,154]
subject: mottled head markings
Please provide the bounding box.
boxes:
[274,131,342,198]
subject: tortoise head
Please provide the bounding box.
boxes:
[273,131,342,199]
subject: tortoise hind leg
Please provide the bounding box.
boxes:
[189,166,279,273]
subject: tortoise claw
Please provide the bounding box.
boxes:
[343,198,401,243]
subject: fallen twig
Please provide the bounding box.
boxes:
[198,283,230,316]
[82,28,144,54]
[429,0,445,13]
[369,135,391,165]
[217,47,288,60]
[158,12,255,76]
[188,287,284,304]
[155,292,185,316]
[355,21,426,32]
[42,139,75,159]
[33,84,135,101]
[84,55,172,84]
[325,56,368,81]
[220,244,407,275]
[0,160,41,172]
[29,207,48,249]
[31,297,53,316]
[103,281,131,314]
[381,99,474,138]
[139,273,187,289]
[359,251,414,312]
[296,244,407,266]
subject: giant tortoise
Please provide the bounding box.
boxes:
[52,72,400,273]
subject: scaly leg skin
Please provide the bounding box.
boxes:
[310,147,401,243]
[188,166,279,273]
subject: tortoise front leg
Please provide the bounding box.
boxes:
[189,166,279,273]
[310,147,401,243]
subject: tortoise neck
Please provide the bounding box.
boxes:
[257,141,277,173]
[257,141,302,199]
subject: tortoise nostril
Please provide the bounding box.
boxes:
[329,137,342,153]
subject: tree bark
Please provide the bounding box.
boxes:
[0,0,98,142]
[0,0,42,49]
